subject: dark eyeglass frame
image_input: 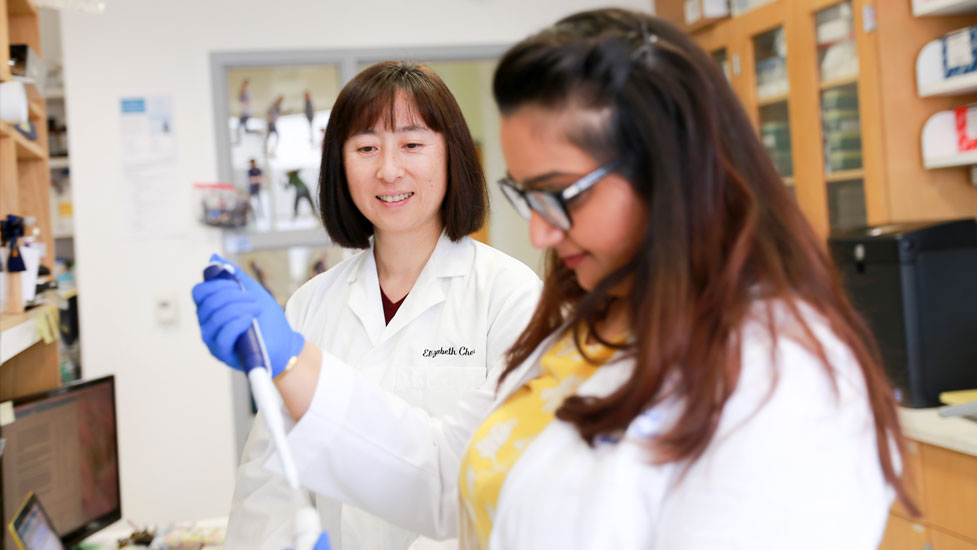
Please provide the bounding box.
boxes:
[497,161,619,231]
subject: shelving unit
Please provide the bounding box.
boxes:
[825,168,865,182]
[914,6,977,178]
[0,303,56,363]
[819,74,858,90]
[0,0,60,400]
[757,92,790,106]
[658,0,977,239]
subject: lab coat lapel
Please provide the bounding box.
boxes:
[346,244,385,346]
[380,233,469,343]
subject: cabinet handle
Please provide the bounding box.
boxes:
[732,54,741,77]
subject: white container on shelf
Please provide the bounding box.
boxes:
[730,0,775,16]
[917,35,977,97]
[912,0,977,17]
[816,3,854,44]
[921,107,977,168]
[683,0,730,25]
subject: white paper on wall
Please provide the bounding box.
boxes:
[119,96,186,239]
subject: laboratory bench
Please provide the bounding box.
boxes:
[879,408,977,550]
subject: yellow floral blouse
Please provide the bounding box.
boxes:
[458,329,621,548]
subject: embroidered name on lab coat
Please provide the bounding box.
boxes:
[422,346,476,358]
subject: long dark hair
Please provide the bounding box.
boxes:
[319,61,487,248]
[494,8,915,513]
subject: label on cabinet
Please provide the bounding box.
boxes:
[685,0,701,24]
[0,402,14,427]
[862,6,876,33]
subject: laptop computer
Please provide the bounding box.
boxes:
[7,493,64,550]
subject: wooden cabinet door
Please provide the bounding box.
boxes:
[921,444,977,542]
[892,439,927,522]
[732,0,799,200]
[878,515,929,550]
[930,529,977,550]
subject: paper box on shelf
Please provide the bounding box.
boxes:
[954,103,977,152]
[683,0,730,25]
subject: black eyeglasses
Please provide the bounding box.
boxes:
[498,162,619,231]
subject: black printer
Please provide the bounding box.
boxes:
[828,218,977,408]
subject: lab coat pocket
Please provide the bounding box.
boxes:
[394,365,487,417]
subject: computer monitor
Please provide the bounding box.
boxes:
[1,376,121,549]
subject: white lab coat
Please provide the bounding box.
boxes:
[223,233,542,550]
[271,300,894,549]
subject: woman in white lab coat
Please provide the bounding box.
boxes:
[194,61,541,550]
[198,10,918,549]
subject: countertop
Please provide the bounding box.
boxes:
[898,406,977,457]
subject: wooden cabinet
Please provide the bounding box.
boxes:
[920,444,977,542]
[931,529,977,550]
[657,0,977,239]
[880,441,977,550]
[0,0,59,400]
[891,440,927,522]
[879,515,930,550]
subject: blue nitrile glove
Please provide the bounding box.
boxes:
[192,253,305,377]
[282,532,330,550]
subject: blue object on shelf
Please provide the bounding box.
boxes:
[0,214,26,272]
[12,120,37,141]
[943,26,977,79]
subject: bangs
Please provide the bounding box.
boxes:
[344,73,448,137]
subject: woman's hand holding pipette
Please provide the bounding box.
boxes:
[192,253,305,378]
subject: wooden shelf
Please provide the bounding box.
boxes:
[826,169,865,182]
[6,0,38,17]
[685,16,728,34]
[0,121,45,160]
[819,74,858,90]
[28,100,43,119]
[912,0,977,16]
[2,0,61,401]
[757,91,790,107]
[0,305,55,365]
[923,149,977,168]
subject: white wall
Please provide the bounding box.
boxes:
[59,0,649,525]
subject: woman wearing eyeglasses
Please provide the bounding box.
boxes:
[200,9,915,550]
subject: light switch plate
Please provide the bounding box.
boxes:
[155,292,178,325]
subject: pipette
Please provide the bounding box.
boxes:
[203,261,322,550]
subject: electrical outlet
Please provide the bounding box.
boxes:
[155,293,178,325]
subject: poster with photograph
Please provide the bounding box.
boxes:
[213,65,342,233]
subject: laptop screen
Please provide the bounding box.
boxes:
[10,495,64,550]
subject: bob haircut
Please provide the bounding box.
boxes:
[318,61,487,248]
